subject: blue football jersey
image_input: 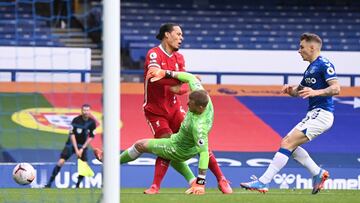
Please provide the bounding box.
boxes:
[300,56,337,112]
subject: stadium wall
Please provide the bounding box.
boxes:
[0,47,91,82]
[181,49,360,85]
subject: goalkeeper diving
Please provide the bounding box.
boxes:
[95,69,215,195]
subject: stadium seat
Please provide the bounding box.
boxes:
[118,0,360,61]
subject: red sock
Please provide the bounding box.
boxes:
[152,157,170,187]
[208,150,224,182]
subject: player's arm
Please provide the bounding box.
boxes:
[185,126,209,195]
[80,122,96,152]
[193,124,209,173]
[169,83,189,95]
[81,137,93,150]
[70,133,81,157]
[298,79,340,99]
[190,128,209,195]
[146,66,182,86]
[69,120,81,157]
[147,69,203,91]
[281,84,302,97]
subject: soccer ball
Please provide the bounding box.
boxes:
[12,163,36,185]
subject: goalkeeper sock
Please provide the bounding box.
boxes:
[48,165,61,185]
[120,145,141,164]
[171,161,196,184]
[259,148,291,184]
[208,150,224,182]
[292,146,320,176]
[152,157,170,187]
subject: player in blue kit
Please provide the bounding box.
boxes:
[240,33,341,194]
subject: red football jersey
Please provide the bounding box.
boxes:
[143,45,186,116]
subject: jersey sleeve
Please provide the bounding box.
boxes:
[88,120,96,138]
[145,50,161,69]
[322,62,337,82]
[69,119,75,135]
[153,78,182,86]
[176,72,203,91]
[192,121,209,170]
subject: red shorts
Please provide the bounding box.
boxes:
[144,108,185,138]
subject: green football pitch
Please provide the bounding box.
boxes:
[1,188,359,203]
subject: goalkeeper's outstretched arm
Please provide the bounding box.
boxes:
[146,68,203,91]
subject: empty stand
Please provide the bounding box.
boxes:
[0,2,64,47]
[118,0,360,62]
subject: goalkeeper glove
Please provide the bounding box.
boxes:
[185,177,206,195]
[146,67,174,82]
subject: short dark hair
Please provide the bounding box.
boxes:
[189,90,209,107]
[156,23,181,40]
[300,33,322,46]
[82,104,91,109]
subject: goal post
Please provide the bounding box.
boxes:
[102,0,120,202]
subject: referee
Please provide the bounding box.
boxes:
[45,104,97,188]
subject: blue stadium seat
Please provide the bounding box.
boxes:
[120,0,360,61]
[0,2,63,47]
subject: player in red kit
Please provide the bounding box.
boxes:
[142,23,232,194]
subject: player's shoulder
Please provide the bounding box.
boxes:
[174,51,184,58]
[89,117,97,124]
[71,115,82,123]
[146,46,161,57]
[317,56,334,67]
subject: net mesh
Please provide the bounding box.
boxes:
[0,0,103,201]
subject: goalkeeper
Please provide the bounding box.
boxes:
[96,69,214,195]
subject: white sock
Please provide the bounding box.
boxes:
[128,145,141,159]
[292,146,320,176]
[259,151,290,184]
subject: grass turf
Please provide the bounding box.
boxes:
[0,188,359,203]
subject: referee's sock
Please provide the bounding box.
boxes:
[76,175,84,188]
[46,165,61,187]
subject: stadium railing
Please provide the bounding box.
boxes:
[1,69,359,86]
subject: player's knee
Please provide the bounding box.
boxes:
[280,139,298,151]
[134,139,148,153]
[157,132,172,138]
[57,159,65,166]
[280,137,292,149]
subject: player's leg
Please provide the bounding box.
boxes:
[292,146,329,194]
[76,148,89,188]
[144,112,173,194]
[291,109,333,194]
[208,150,233,194]
[171,109,232,194]
[240,129,308,193]
[45,146,72,187]
[120,139,150,163]
[292,146,320,178]
[145,139,201,193]
[170,161,196,185]
[95,139,148,163]
[259,129,309,183]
